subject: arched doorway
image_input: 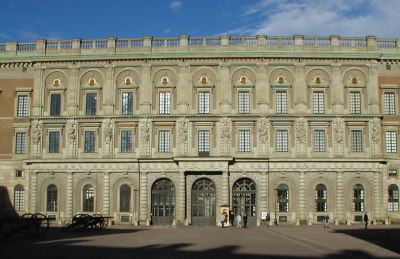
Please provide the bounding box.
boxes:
[232,178,256,226]
[192,178,216,225]
[151,178,175,225]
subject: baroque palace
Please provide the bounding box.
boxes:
[0,35,399,226]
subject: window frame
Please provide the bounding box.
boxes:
[14,184,25,211]
[121,91,134,115]
[388,184,399,212]
[159,91,171,114]
[313,129,326,152]
[238,129,251,152]
[85,92,98,115]
[349,91,361,114]
[120,130,133,153]
[312,91,325,114]
[158,130,170,153]
[15,132,27,154]
[315,184,327,212]
[238,91,250,114]
[48,131,61,153]
[198,130,210,155]
[276,129,288,152]
[384,92,396,115]
[351,130,363,152]
[198,91,210,114]
[84,130,96,153]
[385,131,397,153]
[275,90,288,114]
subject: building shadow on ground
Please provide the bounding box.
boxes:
[334,228,400,254]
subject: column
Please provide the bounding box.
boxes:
[218,63,231,113]
[331,63,343,114]
[221,171,229,206]
[66,172,74,221]
[67,65,79,115]
[32,64,44,116]
[103,172,111,216]
[259,172,268,226]
[140,63,152,114]
[139,171,149,224]
[335,171,344,225]
[103,65,115,115]
[298,171,306,225]
[373,171,381,223]
[294,63,306,113]
[256,63,269,112]
[30,171,38,213]
[367,63,380,114]
[177,63,189,114]
[176,171,186,225]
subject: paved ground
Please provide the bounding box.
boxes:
[1,223,400,259]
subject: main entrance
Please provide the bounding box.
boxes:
[232,178,257,226]
[191,178,216,225]
[151,178,175,225]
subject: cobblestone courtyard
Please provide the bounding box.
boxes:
[1,224,400,258]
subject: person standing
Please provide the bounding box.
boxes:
[324,215,330,228]
[364,212,369,230]
[229,210,234,226]
[220,211,226,228]
[243,214,248,228]
[236,213,242,228]
[266,213,271,227]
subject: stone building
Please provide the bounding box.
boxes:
[0,35,399,226]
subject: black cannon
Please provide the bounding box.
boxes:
[60,214,112,231]
[0,213,51,239]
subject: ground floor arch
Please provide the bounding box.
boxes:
[151,178,175,225]
[191,178,216,225]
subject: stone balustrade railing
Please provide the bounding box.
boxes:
[0,35,399,56]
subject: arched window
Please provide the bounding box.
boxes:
[14,184,24,211]
[353,184,364,212]
[388,184,399,212]
[315,184,327,212]
[119,184,131,212]
[82,184,95,212]
[277,184,289,212]
[46,184,58,212]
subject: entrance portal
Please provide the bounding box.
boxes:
[191,178,216,225]
[151,178,175,225]
[232,178,257,226]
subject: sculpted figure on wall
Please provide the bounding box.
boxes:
[333,117,344,144]
[257,117,269,143]
[295,118,307,144]
[66,120,77,145]
[370,118,381,144]
[31,120,42,144]
[177,117,188,144]
[220,118,231,143]
[103,119,114,144]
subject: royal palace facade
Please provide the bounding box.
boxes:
[0,35,399,226]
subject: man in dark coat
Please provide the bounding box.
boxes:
[364,212,369,230]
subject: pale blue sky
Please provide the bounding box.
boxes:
[0,0,399,42]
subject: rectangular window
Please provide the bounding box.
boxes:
[388,187,399,212]
[50,93,61,116]
[349,92,361,114]
[84,131,96,153]
[276,91,287,114]
[385,131,397,153]
[122,92,133,115]
[15,170,24,177]
[15,133,26,154]
[121,130,132,153]
[314,130,326,152]
[48,131,60,153]
[389,169,398,176]
[198,91,210,114]
[17,95,28,117]
[276,130,288,152]
[313,91,325,114]
[85,93,97,115]
[238,130,250,152]
[159,92,171,114]
[351,130,363,152]
[238,91,250,114]
[384,92,396,115]
[198,130,210,155]
[158,130,170,152]
[14,187,24,211]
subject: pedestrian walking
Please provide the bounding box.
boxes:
[266,213,270,227]
[324,215,330,228]
[229,210,234,226]
[220,211,226,228]
[364,212,369,230]
[236,213,242,228]
[243,214,248,228]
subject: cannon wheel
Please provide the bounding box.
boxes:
[20,213,37,237]
[0,214,13,239]
[92,214,108,229]
[33,213,50,236]
[72,214,90,231]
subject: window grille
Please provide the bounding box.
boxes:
[277,184,289,212]
[122,92,133,115]
[84,131,96,153]
[384,92,396,115]
[48,131,60,153]
[17,95,28,117]
[353,184,364,212]
[85,93,97,115]
[388,185,399,212]
[315,184,327,212]
[385,131,397,153]
[14,185,25,211]
[276,130,288,152]
[50,94,61,116]
[158,130,170,152]
[198,92,210,114]
[276,91,287,113]
[159,92,171,114]
[351,130,363,152]
[238,130,250,152]
[198,130,210,154]
[349,92,361,114]
[15,133,26,154]
[314,130,326,152]
[238,91,250,114]
[121,130,132,153]
[313,91,325,114]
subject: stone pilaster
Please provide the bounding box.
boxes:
[257,117,270,156]
[65,172,74,220]
[331,63,343,114]
[30,171,38,213]
[294,63,306,113]
[367,63,380,114]
[298,171,306,225]
[177,117,189,157]
[67,65,79,115]
[259,172,268,225]
[373,171,381,222]
[140,63,152,114]
[139,118,151,158]
[176,171,186,225]
[218,63,231,113]
[219,117,231,156]
[177,62,189,113]
[335,171,344,225]
[32,64,44,116]
[139,171,149,224]
[103,172,111,216]
[256,63,269,112]
[221,171,229,206]
[333,117,345,157]
[295,118,307,157]
[103,64,115,115]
